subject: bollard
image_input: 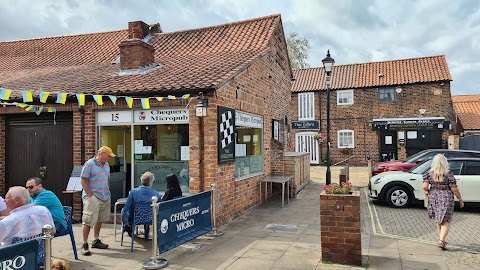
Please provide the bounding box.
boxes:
[206,183,223,237]
[142,196,168,269]
[42,224,53,270]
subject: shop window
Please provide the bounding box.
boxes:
[337,90,354,105]
[379,87,395,103]
[338,130,354,148]
[298,92,315,120]
[133,124,190,193]
[234,111,263,179]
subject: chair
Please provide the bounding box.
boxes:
[120,202,152,252]
[54,206,78,260]
[12,233,45,267]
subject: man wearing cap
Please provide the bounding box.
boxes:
[80,146,115,256]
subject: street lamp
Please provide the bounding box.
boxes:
[322,50,335,185]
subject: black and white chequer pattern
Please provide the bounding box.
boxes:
[219,111,234,148]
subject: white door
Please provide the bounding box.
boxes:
[296,132,319,164]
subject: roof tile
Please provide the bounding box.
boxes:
[0,14,281,96]
[292,55,452,92]
[452,95,480,130]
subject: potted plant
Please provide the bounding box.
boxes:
[339,147,353,155]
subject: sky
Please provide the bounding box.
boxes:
[1,0,479,95]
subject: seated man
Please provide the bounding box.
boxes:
[0,186,55,246]
[121,171,161,237]
[0,196,8,217]
[26,177,68,237]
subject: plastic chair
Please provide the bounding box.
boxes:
[120,202,152,252]
[12,234,45,267]
[55,206,78,260]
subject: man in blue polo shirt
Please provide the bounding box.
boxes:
[26,177,67,237]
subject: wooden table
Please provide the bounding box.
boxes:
[260,175,293,207]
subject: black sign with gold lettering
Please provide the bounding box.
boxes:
[218,106,235,164]
[373,118,448,130]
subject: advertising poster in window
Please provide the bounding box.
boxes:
[218,106,235,164]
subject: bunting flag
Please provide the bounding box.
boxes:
[141,98,150,109]
[35,106,44,115]
[0,88,12,100]
[47,107,56,113]
[76,94,85,106]
[56,92,67,104]
[156,97,163,102]
[16,103,27,108]
[108,95,117,105]
[168,95,176,100]
[40,91,50,103]
[181,94,190,99]
[93,95,104,105]
[25,105,36,112]
[125,97,134,108]
[22,91,33,103]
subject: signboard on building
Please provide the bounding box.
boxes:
[217,106,235,164]
[134,108,189,124]
[292,120,320,130]
[372,117,448,130]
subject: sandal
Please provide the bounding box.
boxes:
[438,240,447,250]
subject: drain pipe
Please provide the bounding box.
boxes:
[79,106,85,164]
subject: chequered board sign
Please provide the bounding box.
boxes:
[219,111,234,148]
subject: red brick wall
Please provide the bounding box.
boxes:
[291,81,455,165]
[320,191,362,266]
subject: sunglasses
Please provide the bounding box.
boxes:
[26,185,36,190]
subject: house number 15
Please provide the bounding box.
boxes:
[111,113,119,121]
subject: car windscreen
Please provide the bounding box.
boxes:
[410,160,432,174]
[404,150,429,163]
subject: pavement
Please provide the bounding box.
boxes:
[49,165,480,269]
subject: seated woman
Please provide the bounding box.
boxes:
[121,172,161,237]
[163,173,183,201]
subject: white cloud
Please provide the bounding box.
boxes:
[1,0,479,94]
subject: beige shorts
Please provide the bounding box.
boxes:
[82,196,111,226]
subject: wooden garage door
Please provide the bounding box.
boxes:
[6,112,73,206]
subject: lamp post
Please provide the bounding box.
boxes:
[322,50,335,185]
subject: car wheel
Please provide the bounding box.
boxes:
[385,186,412,208]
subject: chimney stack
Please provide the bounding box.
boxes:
[119,21,155,70]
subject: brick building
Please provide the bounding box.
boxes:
[452,95,480,135]
[0,14,293,223]
[291,55,454,166]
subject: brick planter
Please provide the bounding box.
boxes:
[320,190,361,266]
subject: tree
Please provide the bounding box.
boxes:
[286,32,311,69]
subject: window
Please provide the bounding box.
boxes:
[338,130,354,148]
[464,161,480,175]
[298,92,315,120]
[379,87,395,103]
[337,90,353,105]
[235,111,263,179]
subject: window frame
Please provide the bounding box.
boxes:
[378,87,396,103]
[337,90,354,105]
[298,92,315,120]
[337,129,355,148]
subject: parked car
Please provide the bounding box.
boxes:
[372,149,480,175]
[369,157,480,208]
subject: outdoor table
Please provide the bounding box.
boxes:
[259,175,293,207]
